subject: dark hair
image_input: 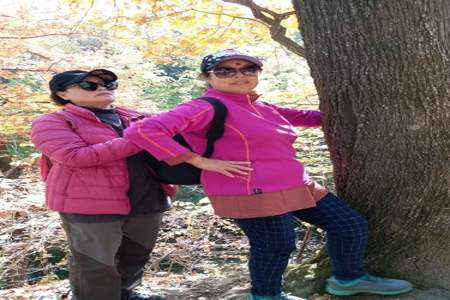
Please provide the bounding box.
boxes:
[50,90,71,106]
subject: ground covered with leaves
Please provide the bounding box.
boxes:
[0,174,330,300]
[0,127,335,300]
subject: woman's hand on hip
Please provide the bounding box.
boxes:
[187,156,252,178]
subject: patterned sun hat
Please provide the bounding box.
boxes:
[200,49,263,73]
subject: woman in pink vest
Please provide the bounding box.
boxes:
[124,49,413,300]
[31,69,170,300]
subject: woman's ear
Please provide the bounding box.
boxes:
[56,91,68,100]
[198,73,212,87]
[198,73,209,80]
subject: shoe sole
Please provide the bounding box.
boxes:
[326,286,413,296]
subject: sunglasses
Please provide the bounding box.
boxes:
[68,80,119,91]
[209,65,262,78]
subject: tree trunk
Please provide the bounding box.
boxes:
[292,0,450,291]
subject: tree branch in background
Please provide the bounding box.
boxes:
[222,0,305,57]
[71,0,96,32]
[1,68,56,73]
[25,51,51,61]
[2,58,64,74]
[0,33,81,40]
[191,8,267,27]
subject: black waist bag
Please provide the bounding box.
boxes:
[144,97,228,185]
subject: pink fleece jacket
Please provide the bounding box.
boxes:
[124,88,322,196]
[31,104,146,214]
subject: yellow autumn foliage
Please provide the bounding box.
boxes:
[0,0,308,138]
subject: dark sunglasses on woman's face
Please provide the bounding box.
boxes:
[68,80,119,91]
[210,65,262,78]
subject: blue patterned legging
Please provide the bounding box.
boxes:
[234,192,368,296]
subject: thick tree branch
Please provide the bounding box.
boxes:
[222,0,305,57]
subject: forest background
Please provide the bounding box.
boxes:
[0,0,332,206]
[2,0,449,299]
[0,1,334,299]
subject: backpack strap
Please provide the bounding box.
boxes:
[195,97,228,158]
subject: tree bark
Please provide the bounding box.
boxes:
[293,0,450,290]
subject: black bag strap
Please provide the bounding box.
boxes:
[195,97,228,158]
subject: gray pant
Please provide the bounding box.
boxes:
[60,213,163,300]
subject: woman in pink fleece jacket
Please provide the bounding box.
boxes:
[31,69,169,300]
[124,49,412,300]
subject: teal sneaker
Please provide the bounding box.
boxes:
[247,292,303,300]
[326,274,413,296]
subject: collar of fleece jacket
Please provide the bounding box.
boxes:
[204,87,260,103]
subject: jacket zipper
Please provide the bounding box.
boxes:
[247,95,264,119]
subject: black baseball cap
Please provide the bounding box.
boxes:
[49,69,118,92]
[200,49,263,73]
